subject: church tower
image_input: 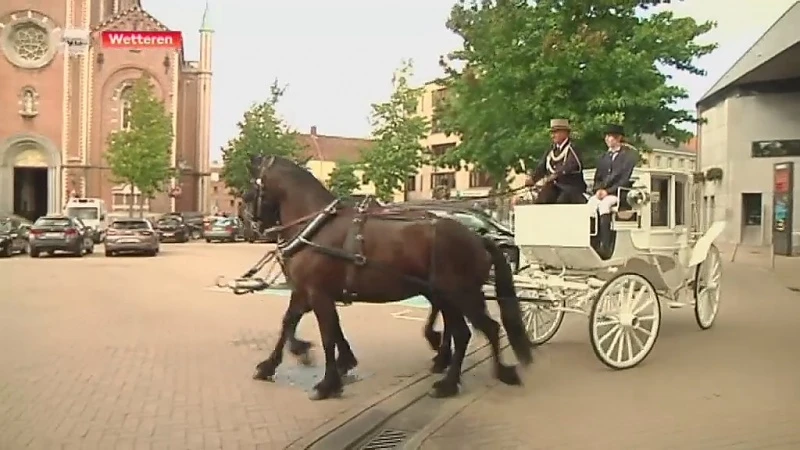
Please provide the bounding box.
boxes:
[197,2,214,212]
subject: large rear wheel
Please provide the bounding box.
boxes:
[694,244,722,330]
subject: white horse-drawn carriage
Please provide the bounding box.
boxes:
[505,167,725,369]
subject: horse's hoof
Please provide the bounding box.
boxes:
[336,358,358,376]
[252,370,275,382]
[296,352,314,367]
[496,365,522,386]
[308,387,343,401]
[428,380,459,398]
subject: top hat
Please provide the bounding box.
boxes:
[550,118,571,131]
[604,124,625,136]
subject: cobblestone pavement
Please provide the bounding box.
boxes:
[417,257,800,450]
[0,242,443,449]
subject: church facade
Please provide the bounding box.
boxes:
[0,0,213,220]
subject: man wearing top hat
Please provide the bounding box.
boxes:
[588,124,639,259]
[524,119,587,204]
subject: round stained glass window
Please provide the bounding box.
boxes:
[10,23,50,62]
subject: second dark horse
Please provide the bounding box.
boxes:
[244,155,533,400]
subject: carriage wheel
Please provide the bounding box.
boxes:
[519,290,564,345]
[589,273,661,370]
[694,244,722,330]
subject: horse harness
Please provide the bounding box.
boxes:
[273,197,438,304]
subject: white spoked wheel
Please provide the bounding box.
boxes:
[694,244,722,330]
[589,273,661,370]
[519,290,564,345]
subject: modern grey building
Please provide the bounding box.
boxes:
[697,1,800,248]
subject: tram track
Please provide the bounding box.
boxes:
[285,335,511,450]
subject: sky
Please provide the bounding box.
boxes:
[144,0,799,162]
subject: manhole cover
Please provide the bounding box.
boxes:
[359,428,409,450]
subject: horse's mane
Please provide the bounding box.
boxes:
[269,155,335,201]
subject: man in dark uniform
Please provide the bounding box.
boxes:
[525,118,587,204]
[588,124,638,259]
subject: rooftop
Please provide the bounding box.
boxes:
[296,126,373,163]
[698,1,800,107]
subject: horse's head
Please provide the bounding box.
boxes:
[243,154,335,229]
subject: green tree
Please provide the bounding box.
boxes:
[326,161,360,199]
[105,75,175,217]
[221,81,303,196]
[436,0,717,183]
[361,60,430,202]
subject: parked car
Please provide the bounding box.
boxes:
[204,216,245,242]
[155,215,189,242]
[28,215,95,257]
[105,218,160,257]
[0,217,30,257]
[426,207,520,273]
[163,212,205,239]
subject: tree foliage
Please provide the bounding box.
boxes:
[326,161,360,198]
[221,81,304,196]
[361,60,430,202]
[435,0,716,182]
[105,75,174,216]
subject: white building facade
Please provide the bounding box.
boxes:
[696,2,800,249]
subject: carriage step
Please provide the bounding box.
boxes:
[667,301,686,309]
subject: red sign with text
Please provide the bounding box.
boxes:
[101,31,183,49]
[775,168,790,194]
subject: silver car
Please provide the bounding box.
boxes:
[204,217,244,242]
[105,218,160,256]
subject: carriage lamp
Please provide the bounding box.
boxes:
[626,188,650,209]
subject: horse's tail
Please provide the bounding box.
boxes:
[482,236,534,366]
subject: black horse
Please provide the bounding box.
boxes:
[240,189,454,373]
[242,155,533,400]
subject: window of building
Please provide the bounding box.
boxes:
[229,199,234,207]
[674,179,685,226]
[430,88,448,133]
[430,143,455,157]
[469,170,493,188]
[120,85,133,130]
[666,157,673,168]
[212,185,218,194]
[752,140,800,158]
[742,193,762,226]
[651,175,670,227]
[361,173,369,185]
[654,155,662,167]
[405,175,416,192]
[430,172,456,190]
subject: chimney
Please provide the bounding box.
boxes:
[310,125,317,136]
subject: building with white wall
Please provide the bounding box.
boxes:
[696,1,800,247]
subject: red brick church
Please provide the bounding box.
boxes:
[0,0,213,220]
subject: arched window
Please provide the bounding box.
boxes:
[119,86,132,130]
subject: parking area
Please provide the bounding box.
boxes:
[0,242,448,449]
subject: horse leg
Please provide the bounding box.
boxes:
[308,297,344,400]
[426,303,452,374]
[423,305,442,351]
[430,304,470,398]
[462,290,521,386]
[333,321,359,376]
[287,305,314,366]
[253,294,306,380]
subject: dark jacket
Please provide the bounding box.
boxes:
[592,144,638,194]
[532,140,587,193]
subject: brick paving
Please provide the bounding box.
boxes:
[0,242,441,449]
[418,257,800,449]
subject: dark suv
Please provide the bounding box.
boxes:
[163,212,205,239]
